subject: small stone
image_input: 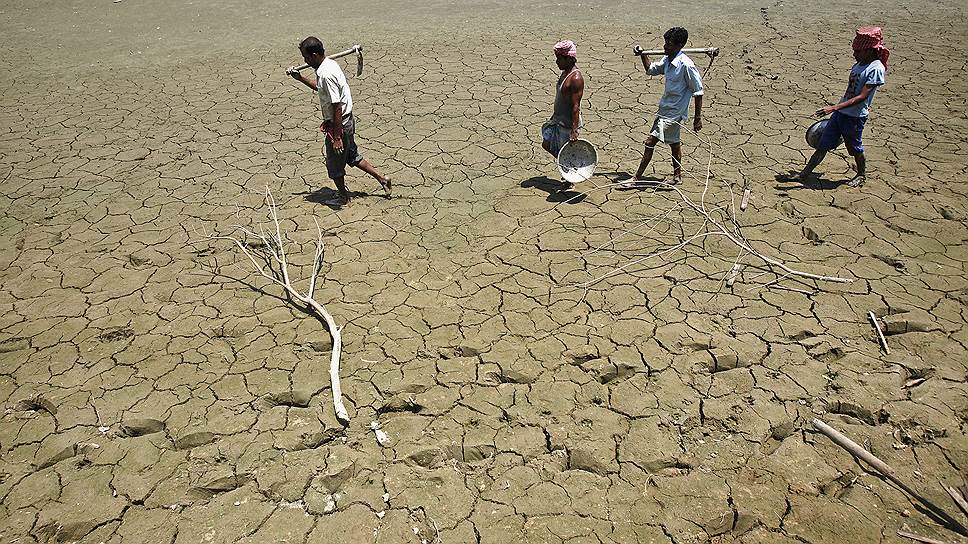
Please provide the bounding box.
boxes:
[376,511,385,519]
[234,501,241,506]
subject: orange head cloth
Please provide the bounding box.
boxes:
[853,26,890,70]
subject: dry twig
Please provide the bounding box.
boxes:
[941,481,968,519]
[870,311,891,354]
[201,186,350,424]
[897,530,950,544]
[812,419,968,537]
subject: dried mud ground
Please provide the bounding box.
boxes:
[1,1,967,543]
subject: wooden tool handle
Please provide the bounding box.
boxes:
[289,45,362,72]
[328,45,361,61]
[634,47,720,57]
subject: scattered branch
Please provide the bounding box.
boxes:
[813,419,968,537]
[870,310,891,354]
[534,115,853,294]
[897,530,950,544]
[940,481,968,519]
[199,186,350,425]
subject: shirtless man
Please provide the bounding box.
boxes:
[541,40,584,185]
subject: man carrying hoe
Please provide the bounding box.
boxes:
[290,36,390,206]
[630,27,704,186]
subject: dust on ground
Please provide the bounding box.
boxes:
[1,0,967,542]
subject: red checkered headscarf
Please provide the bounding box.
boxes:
[554,40,577,59]
[852,26,890,70]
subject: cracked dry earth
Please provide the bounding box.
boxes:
[1,1,967,543]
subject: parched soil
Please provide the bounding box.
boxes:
[1,1,966,542]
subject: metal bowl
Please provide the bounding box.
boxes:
[806,118,842,150]
[557,139,597,183]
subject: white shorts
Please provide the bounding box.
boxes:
[650,117,683,144]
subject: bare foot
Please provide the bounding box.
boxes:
[667,174,682,186]
[845,174,866,188]
[379,177,392,198]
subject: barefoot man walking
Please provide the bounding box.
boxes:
[289,36,390,206]
[631,27,704,186]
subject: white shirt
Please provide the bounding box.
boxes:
[647,51,704,121]
[316,58,353,123]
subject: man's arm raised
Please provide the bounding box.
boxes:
[290,70,318,92]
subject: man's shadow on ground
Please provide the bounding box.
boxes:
[521,176,587,204]
[774,171,851,191]
[297,187,381,209]
[598,171,670,192]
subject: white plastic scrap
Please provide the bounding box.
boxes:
[370,421,390,447]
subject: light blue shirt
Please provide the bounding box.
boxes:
[647,51,704,121]
[839,59,885,118]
